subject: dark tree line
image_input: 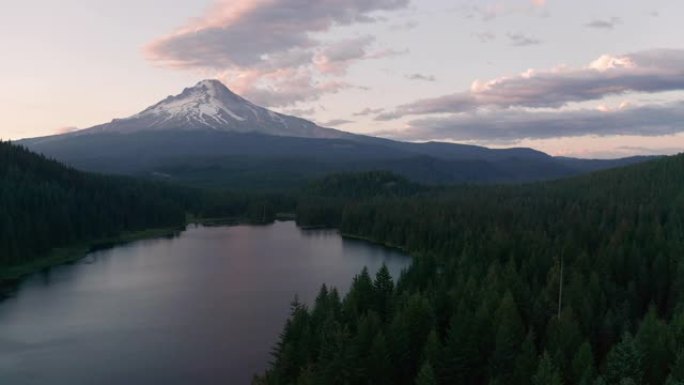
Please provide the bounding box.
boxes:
[0,141,293,272]
[295,171,427,228]
[0,141,189,268]
[258,154,684,385]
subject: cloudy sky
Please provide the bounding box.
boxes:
[1,0,683,158]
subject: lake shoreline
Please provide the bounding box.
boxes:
[0,219,411,291]
[339,232,411,254]
[0,226,184,288]
[0,214,288,288]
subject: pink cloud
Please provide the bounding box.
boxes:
[314,36,375,75]
[312,37,406,75]
[377,49,684,120]
[144,0,409,106]
[391,101,684,142]
[218,67,350,107]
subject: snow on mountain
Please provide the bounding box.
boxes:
[81,79,350,139]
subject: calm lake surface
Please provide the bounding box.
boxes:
[0,221,411,385]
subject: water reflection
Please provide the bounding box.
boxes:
[0,221,411,385]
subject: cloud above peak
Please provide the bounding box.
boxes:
[145,0,409,106]
[377,49,684,120]
[146,0,408,69]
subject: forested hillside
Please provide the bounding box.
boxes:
[295,171,427,228]
[258,154,684,385]
[0,141,190,271]
[0,141,292,278]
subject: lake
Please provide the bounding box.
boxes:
[0,221,410,385]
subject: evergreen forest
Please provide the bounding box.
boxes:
[0,141,292,278]
[4,139,684,384]
[257,154,684,385]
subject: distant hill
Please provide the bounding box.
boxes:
[19,80,656,189]
[305,171,426,199]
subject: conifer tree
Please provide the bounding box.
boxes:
[490,291,526,381]
[571,341,595,385]
[374,264,394,320]
[532,352,563,385]
[368,332,392,385]
[513,331,539,385]
[605,333,643,385]
[636,307,674,385]
[415,361,437,385]
[422,329,441,368]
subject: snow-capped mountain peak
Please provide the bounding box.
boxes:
[83,79,350,139]
[131,79,249,127]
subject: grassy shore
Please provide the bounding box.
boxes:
[0,227,183,286]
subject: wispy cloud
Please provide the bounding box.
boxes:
[145,0,409,107]
[472,31,496,43]
[354,107,385,117]
[507,32,542,46]
[617,145,681,155]
[585,17,622,30]
[320,119,354,127]
[377,49,684,120]
[280,107,318,117]
[388,20,418,31]
[406,73,436,82]
[314,36,376,75]
[54,126,79,134]
[393,101,684,142]
[460,0,548,21]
